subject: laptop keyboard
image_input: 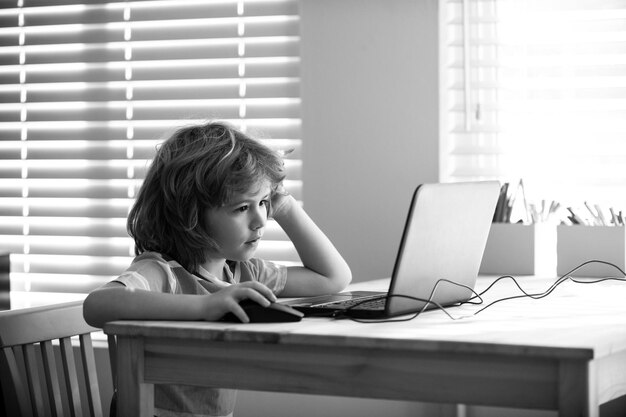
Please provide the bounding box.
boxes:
[316,296,387,311]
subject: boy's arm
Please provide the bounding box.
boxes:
[272,195,352,297]
[83,280,277,328]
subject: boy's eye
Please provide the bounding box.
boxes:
[233,199,269,213]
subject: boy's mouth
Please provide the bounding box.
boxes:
[245,235,262,245]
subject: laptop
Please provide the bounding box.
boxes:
[284,181,500,319]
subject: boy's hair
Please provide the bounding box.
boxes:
[127,121,286,274]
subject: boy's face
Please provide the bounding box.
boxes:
[205,180,271,262]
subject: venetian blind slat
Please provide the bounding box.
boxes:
[442,0,626,208]
[0,0,302,294]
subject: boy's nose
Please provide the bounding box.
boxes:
[251,207,267,230]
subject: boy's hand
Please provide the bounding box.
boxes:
[270,183,295,220]
[205,281,277,323]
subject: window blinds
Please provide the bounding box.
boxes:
[442,0,626,209]
[0,0,301,294]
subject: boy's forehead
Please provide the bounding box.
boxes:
[231,180,271,200]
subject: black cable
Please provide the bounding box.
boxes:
[468,260,626,315]
[335,278,484,323]
[336,259,626,323]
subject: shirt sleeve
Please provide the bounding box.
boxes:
[238,258,288,295]
[113,253,179,294]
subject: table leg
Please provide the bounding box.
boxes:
[558,359,597,417]
[116,336,154,417]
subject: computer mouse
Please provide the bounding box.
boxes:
[220,299,304,323]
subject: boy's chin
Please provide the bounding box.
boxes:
[209,245,257,262]
[230,248,257,262]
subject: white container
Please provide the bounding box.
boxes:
[557,225,626,277]
[480,223,556,276]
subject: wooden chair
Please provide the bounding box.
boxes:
[0,300,112,417]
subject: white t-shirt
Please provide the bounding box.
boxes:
[113,251,287,417]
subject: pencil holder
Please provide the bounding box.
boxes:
[557,225,626,277]
[479,223,556,276]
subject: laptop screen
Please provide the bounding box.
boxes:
[386,181,500,316]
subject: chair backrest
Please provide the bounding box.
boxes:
[0,300,105,417]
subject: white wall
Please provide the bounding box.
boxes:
[300,0,440,284]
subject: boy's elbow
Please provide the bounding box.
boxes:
[342,264,352,287]
[83,295,103,329]
[83,289,114,329]
[331,264,352,292]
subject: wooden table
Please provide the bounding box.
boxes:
[104,276,626,417]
